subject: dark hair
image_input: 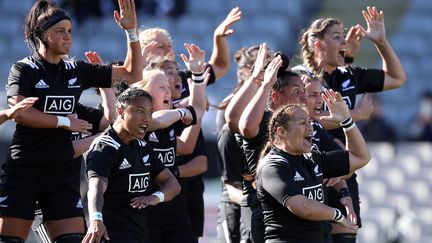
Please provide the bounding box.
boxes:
[299,18,341,75]
[259,104,307,160]
[24,0,71,53]
[116,87,152,110]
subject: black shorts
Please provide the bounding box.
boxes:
[184,177,205,237]
[0,167,83,220]
[104,208,149,243]
[148,212,196,243]
[327,173,361,228]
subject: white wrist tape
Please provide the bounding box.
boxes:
[191,73,205,83]
[125,29,139,42]
[152,191,165,203]
[90,212,103,222]
[177,108,186,119]
[333,208,344,223]
[56,116,71,128]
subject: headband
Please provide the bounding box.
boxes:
[36,9,71,39]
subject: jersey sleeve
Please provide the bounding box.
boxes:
[316,124,342,152]
[77,61,112,89]
[313,150,350,178]
[260,159,302,206]
[149,149,166,179]
[85,141,117,179]
[217,127,244,183]
[6,61,33,98]
[76,103,104,134]
[352,66,385,93]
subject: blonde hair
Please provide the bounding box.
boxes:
[299,18,341,75]
[132,68,166,91]
[138,27,172,49]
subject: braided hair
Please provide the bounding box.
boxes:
[299,18,341,76]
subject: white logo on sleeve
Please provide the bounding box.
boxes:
[119,158,131,170]
[169,129,175,141]
[341,79,354,91]
[0,196,8,208]
[35,79,49,89]
[293,171,305,181]
[129,172,150,192]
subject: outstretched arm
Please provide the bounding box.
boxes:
[208,7,242,80]
[0,97,37,125]
[357,6,406,90]
[111,0,143,84]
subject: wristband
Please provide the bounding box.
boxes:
[125,29,139,42]
[176,108,187,120]
[90,212,103,222]
[184,105,197,125]
[152,191,165,203]
[344,56,354,64]
[333,208,344,223]
[191,72,205,83]
[339,188,351,198]
[340,116,356,131]
[56,116,71,128]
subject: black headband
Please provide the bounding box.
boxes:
[36,10,71,39]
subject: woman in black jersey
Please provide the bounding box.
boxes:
[298,6,406,242]
[84,88,180,243]
[256,89,371,243]
[0,97,38,126]
[1,0,143,241]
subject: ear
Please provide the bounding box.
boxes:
[314,40,321,50]
[271,91,280,105]
[276,126,286,137]
[117,106,124,119]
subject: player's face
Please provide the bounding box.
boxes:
[161,61,182,100]
[145,73,172,111]
[274,76,307,107]
[316,23,346,71]
[280,108,314,154]
[145,32,174,61]
[123,96,153,139]
[305,80,324,120]
[44,19,72,56]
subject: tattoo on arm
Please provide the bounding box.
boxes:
[88,176,108,214]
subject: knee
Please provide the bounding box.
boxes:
[52,233,84,243]
[0,235,24,243]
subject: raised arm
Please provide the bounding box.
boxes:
[321,89,371,172]
[111,0,143,83]
[225,43,267,132]
[357,6,406,90]
[239,55,282,138]
[208,7,242,79]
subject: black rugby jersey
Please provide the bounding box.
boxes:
[322,65,384,141]
[85,126,165,211]
[239,109,272,207]
[217,124,244,203]
[5,55,111,172]
[311,121,340,152]
[256,146,349,242]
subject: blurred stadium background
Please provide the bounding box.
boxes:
[0,0,431,242]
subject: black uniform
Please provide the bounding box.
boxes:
[145,121,198,243]
[85,126,165,242]
[256,146,350,243]
[1,55,111,220]
[177,131,207,239]
[216,124,245,243]
[238,109,272,243]
[321,65,384,230]
[31,103,104,243]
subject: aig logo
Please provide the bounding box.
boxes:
[129,172,150,193]
[44,96,75,114]
[154,147,175,166]
[302,184,324,203]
